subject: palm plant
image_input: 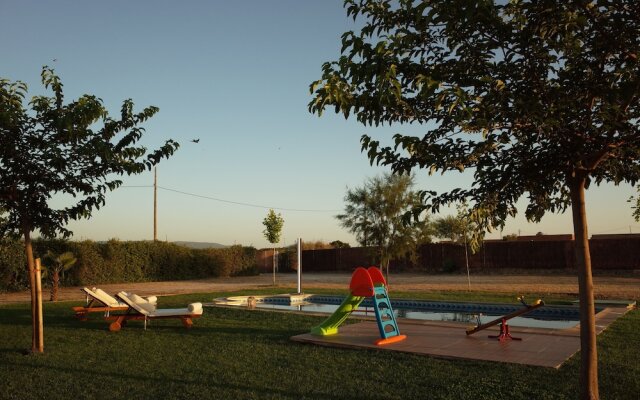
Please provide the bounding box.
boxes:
[42,251,77,301]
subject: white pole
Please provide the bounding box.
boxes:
[153,167,157,241]
[297,238,302,294]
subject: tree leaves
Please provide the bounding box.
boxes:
[336,173,433,266]
[0,67,179,239]
[310,0,640,232]
[630,186,640,222]
[262,209,284,244]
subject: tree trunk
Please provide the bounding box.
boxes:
[23,225,42,353]
[385,258,390,286]
[463,233,470,290]
[272,247,276,285]
[379,248,389,284]
[34,258,44,352]
[50,271,59,302]
[569,176,599,400]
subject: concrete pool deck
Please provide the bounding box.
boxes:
[291,306,631,368]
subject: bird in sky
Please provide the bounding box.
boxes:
[191,139,200,143]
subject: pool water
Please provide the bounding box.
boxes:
[250,295,588,330]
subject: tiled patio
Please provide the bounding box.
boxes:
[291,306,630,368]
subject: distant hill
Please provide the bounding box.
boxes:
[173,241,227,249]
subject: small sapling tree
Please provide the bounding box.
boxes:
[262,209,284,285]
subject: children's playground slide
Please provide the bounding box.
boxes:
[310,266,407,346]
[310,294,364,336]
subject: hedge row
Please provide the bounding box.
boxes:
[0,239,258,292]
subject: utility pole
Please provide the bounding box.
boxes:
[297,238,302,294]
[153,167,158,241]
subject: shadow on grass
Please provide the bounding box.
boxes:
[78,321,310,340]
[0,359,373,400]
[1,306,325,351]
[0,308,33,327]
[31,315,312,340]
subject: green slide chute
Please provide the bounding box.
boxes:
[310,294,364,336]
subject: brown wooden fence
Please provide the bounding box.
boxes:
[258,237,639,273]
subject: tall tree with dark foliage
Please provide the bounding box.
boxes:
[310,2,640,398]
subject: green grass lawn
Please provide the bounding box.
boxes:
[0,291,638,400]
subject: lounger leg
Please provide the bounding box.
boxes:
[182,318,193,329]
[74,310,88,321]
[109,316,125,332]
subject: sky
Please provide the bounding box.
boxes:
[2,1,639,248]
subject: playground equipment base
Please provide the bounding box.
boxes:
[291,306,629,369]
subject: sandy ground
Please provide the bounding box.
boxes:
[1,272,639,305]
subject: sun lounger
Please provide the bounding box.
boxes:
[106,291,203,331]
[73,287,157,319]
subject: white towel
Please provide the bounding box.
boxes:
[188,303,203,314]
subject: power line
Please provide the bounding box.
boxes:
[159,186,339,212]
[122,184,340,212]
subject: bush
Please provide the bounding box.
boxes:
[148,241,192,280]
[200,245,258,278]
[0,239,26,292]
[0,239,259,291]
[279,250,296,273]
[442,259,458,273]
[71,240,111,285]
[301,240,334,250]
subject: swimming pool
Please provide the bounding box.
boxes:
[214,294,596,330]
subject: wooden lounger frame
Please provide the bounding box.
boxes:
[73,288,128,320]
[73,301,128,320]
[106,292,202,332]
[105,312,198,332]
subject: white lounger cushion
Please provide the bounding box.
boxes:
[151,305,203,317]
[84,287,158,309]
[84,287,123,307]
[116,292,203,317]
[127,293,157,312]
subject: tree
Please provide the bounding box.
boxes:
[0,67,178,353]
[433,203,483,287]
[41,251,77,302]
[337,173,433,280]
[330,240,351,248]
[262,209,284,285]
[338,185,373,246]
[433,215,466,243]
[631,186,640,221]
[434,214,469,278]
[309,2,639,398]
[434,203,484,250]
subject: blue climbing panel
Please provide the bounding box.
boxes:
[372,285,402,339]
